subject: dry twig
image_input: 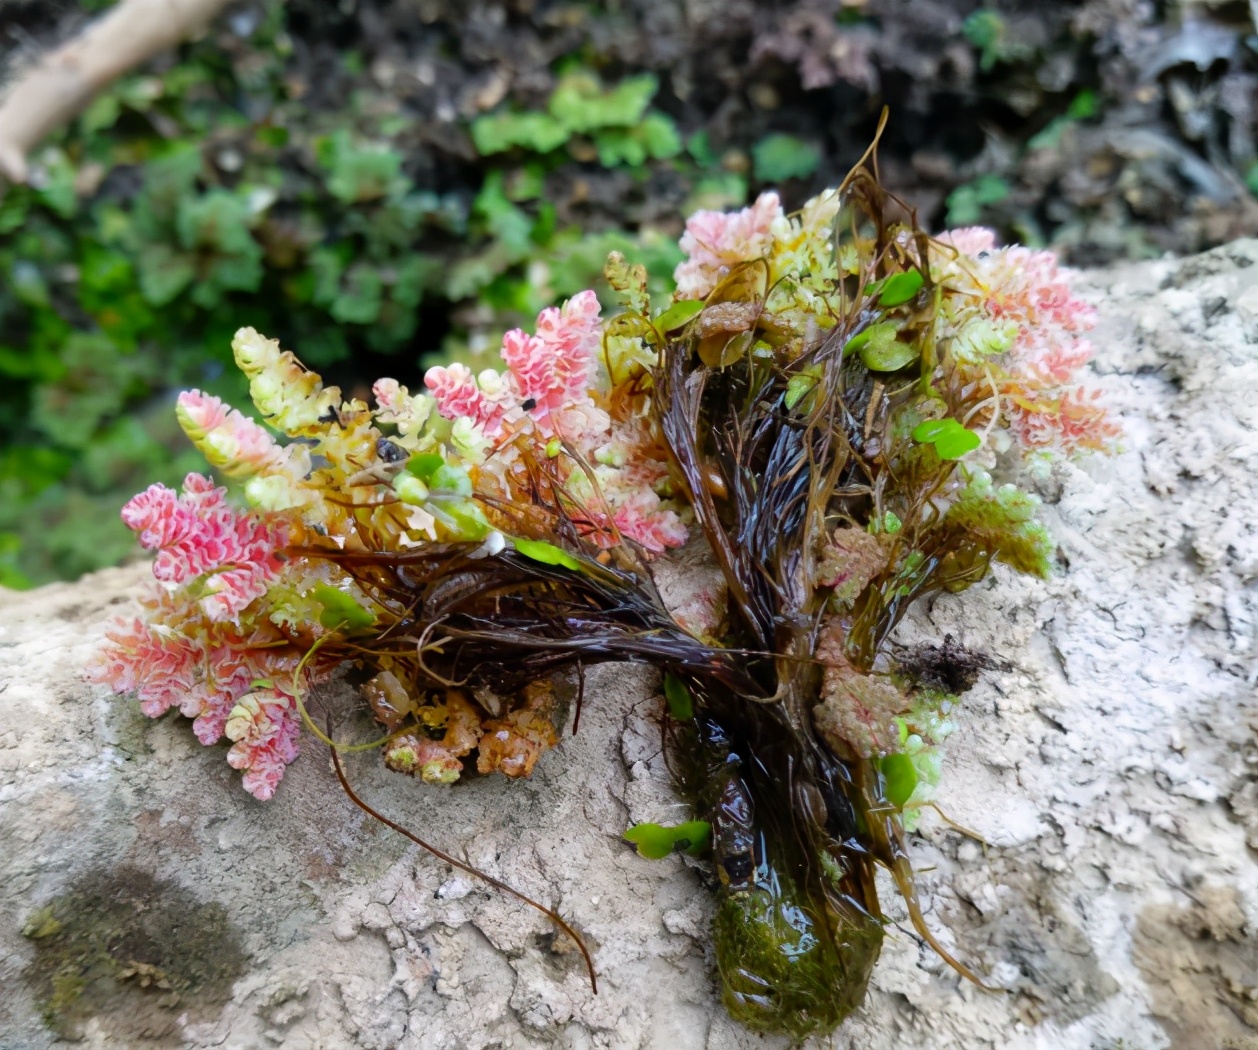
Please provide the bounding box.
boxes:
[0,0,239,183]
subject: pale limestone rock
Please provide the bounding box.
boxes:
[2,241,1258,1049]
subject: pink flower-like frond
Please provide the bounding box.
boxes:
[89,590,311,751]
[372,378,433,439]
[674,192,783,300]
[614,499,688,553]
[937,227,997,257]
[120,473,287,620]
[373,378,404,414]
[985,246,1097,339]
[225,687,303,800]
[1006,385,1122,455]
[501,290,603,425]
[938,230,1116,458]
[87,614,203,719]
[176,389,282,477]
[424,363,511,433]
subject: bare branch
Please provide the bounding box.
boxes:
[0,0,239,183]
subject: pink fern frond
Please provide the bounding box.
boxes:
[424,363,512,433]
[501,290,603,424]
[674,192,783,300]
[120,474,287,620]
[176,389,283,477]
[224,686,303,801]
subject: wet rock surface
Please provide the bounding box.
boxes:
[2,241,1258,1048]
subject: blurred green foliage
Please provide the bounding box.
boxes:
[945,174,1011,227]
[471,70,682,168]
[0,6,709,589]
[1246,162,1258,198]
[961,10,1033,73]
[1027,90,1100,151]
[752,134,821,184]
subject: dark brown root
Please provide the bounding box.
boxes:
[916,801,989,845]
[572,660,585,735]
[885,853,999,993]
[328,728,598,995]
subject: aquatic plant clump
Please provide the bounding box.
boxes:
[91,145,1114,1036]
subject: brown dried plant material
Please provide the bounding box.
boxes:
[477,680,560,778]
[384,691,482,784]
[656,544,730,645]
[116,961,173,991]
[363,670,415,730]
[817,527,889,604]
[897,635,994,695]
[695,301,762,338]
[814,621,909,758]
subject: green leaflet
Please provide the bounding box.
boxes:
[868,510,902,535]
[784,368,822,410]
[624,820,712,859]
[752,134,820,183]
[875,269,924,306]
[912,418,981,459]
[653,299,704,332]
[405,452,445,483]
[549,72,658,132]
[880,753,919,809]
[843,321,896,356]
[470,111,569,155]
[512,536,583,572]
[945,173,1010,226]
[438,500,491,541]
[396,456,487,540]
[860,337,919,372]
[593,115,682,167]
[664,673,695,720]
[430,464,473,497]
[471,72,679,169]
[405,454,472,497]
[313,584,376,631]
[845,321,922,371]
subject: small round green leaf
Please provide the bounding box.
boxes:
[653,299,704,332]
[439,500,490,541]
[880,752,919,809]
[405,453,445,483]
[877,270,924,306]
[624,820,712,859]
[314,584,376,631]
[859,337,920,372]
[624,823,677,860]
[752,134,820,183]
[663,673,694,720]
[670,820,712,856]
[843,321,897,356]
[912,418,982,459]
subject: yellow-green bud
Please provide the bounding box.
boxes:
[394,474,429,505]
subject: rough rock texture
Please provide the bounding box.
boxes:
[2,242,1258,1049]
